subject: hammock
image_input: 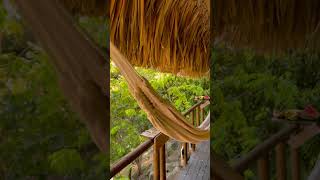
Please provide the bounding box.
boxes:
[110,43,210,144]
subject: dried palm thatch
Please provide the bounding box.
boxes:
[110,0,210,77]
[59,0,108,16]
[213,0,320,53]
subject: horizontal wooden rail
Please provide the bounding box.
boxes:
[182,101,204,116]
[110,138,154,177]
[232,125,299,172]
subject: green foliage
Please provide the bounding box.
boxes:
[0,5,106,179]
[48,149,85,175]
[212,48,320,179]
[110,63,209,178]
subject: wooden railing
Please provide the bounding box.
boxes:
[213,122,320,180]
[181,100,210,166]
[110,100,210,179]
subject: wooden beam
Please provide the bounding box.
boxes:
[15,0,108,152]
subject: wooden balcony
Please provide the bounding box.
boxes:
[212,120,320,180]
[110,100,210,180]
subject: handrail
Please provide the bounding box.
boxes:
[110,99,209,178]
[182,101,204,116]
[110,138,154,177]
[231,124,299,172]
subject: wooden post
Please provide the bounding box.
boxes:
[258,154,269,180]
[181,142,188,167]
[196,106,200,126]
[190,110,196,152]
[291,148,300,180]
[153,146,160,180]
[201,107,205,122]
[276,142,286,180]
[154,133,169,180]
[160,145,166,180]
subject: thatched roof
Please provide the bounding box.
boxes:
[61,0,320,77]
[213,0,320,53]
[110,0,210,77]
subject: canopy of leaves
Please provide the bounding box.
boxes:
[212,48,320,179]
[0,3,107,179]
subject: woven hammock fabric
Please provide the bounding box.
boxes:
[110,42,210,143]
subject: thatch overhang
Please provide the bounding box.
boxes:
[213,0,320,53]
[59,0,210,77]
[110,0,210,77]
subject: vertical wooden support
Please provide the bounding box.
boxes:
[160,145,166,180]
[276,142,286,180]
[153,145,160,180]
[258,154,269,180]
[181,142,188,167]
[291,148,300,180]
[196,106,200,126]
[201,107,205,122]
[154,134,169,180]
[190,110,196,152]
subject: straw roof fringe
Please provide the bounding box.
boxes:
[213,0,320,53]
[110,0,210,77]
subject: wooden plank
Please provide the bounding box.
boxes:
[176,141,211,180]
